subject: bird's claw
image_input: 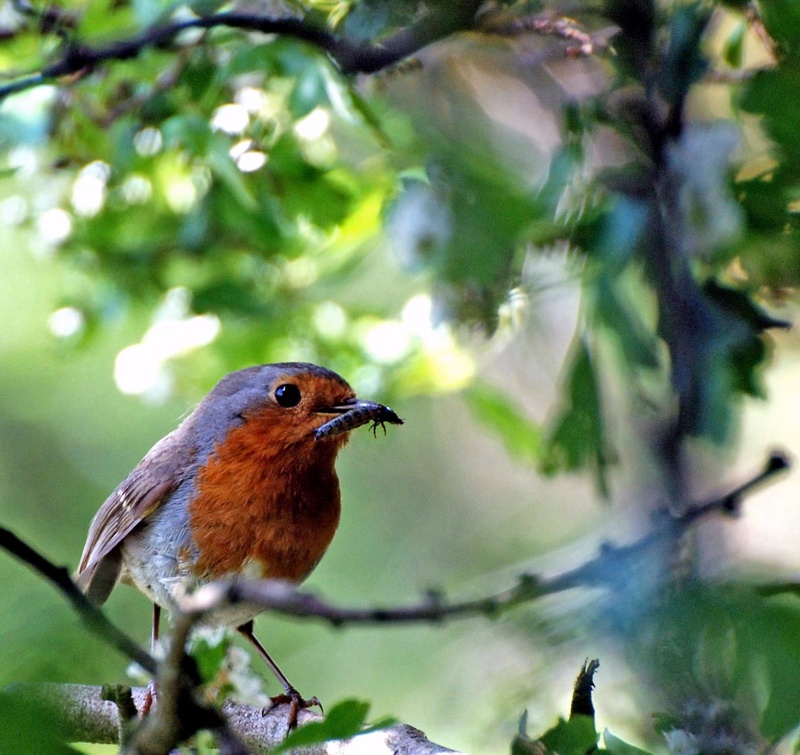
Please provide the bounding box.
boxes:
[263,689,322,729]
[140,679,158,716]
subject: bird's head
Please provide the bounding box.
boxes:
[194,362,402,455]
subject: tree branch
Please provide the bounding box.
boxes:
[0,527,157,675]
[2,454,783,646]
[0,1,485,102]
[179,452,791,626]
[122,608,248,754]
[4,683,461,755]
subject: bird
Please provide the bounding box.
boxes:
[75,362,402,721]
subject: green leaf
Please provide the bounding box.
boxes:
[181,51,221,104]
[635,585,800,742]
[539,715,598,755]
[588,197,649,270]
[465,383,542,465]
[162,114,212,154]
[595,277,659,369]
[602,729,653,755]
[342,0,421,41]
[722,20,746,68]
[737,175,793,232]
[288,63,329,118]
[191,634,230,684]
[758,582,800,598]
[206,145,258,211]
[541,340,612,496]
[226,43,284,77]
[703,279,789,400]
[740,68,800,160]
[342,85,390,146]
[78,0,136,36]
[755,0,800,51]
[657,3,710,108]
[272,699,395,753]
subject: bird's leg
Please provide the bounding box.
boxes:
[237,621,321,728]
[152,603,162,652]
[140,604,161,715]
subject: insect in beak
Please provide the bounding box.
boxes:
[314,399,403,440]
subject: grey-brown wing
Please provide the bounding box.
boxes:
[75,431,195,604]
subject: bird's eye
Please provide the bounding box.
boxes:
[274,383,302,407]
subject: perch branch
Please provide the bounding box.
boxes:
[4,683,461,755]
[122,609,248,755]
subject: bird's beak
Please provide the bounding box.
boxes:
[314,399,403,440]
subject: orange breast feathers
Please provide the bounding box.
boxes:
[187,408,344,583]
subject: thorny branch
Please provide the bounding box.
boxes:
[483,13,613,57]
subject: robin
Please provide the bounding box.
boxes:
[75,362,402,720]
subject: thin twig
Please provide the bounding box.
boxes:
[0,527,157,675]
[0,454,787,641]
[0,1,484,101]
[678,451,789,524]
[482,13,614,58]
[746,1,780,61]
[123,612,248,755]
[179,452,790,627]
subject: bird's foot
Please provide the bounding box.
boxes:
[263,688,322,729]
[140,679,158,716]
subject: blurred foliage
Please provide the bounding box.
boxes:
[2,0,800,751]
[514,581,800,755]
[1,0,794,467]
[512,686,650,755]
[636,585,800,744]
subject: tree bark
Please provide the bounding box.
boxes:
[6,683,462,755]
